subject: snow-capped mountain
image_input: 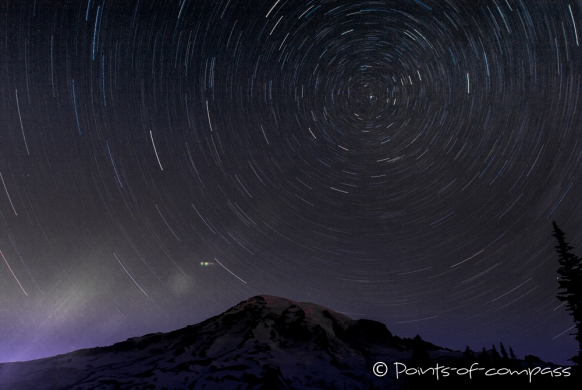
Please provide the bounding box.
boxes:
[0,295,577,389]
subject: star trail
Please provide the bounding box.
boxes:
[1,0,581,365]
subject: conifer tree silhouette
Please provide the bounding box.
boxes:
[490,344,501,364]
[479,347,490,366]
[552,221,582,364]
[499,342,508,360]
[462,346,476,362]
[410,335,430,366]
[509,347,516,360]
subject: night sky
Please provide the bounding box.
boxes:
[0,0,581,366]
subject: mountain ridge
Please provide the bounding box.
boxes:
[0,295,577,389]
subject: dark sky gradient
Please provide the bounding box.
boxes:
[0,0,581,366]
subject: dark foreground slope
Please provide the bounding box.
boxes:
[0,295,578,389]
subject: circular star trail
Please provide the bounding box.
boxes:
[1,0,581,365]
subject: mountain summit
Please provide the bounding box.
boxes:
[0,295,576,389]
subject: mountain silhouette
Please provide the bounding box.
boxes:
[0,295,577,389]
